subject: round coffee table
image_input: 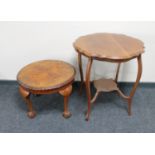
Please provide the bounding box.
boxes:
[74,33,144,121]
[17,60,75,118]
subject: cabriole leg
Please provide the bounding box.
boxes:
[59,85,72,118]
[85,58,93,121]
[19,86,36,118]
[128,55,142,115]
[115,63,121,82]
[78,53,84,95]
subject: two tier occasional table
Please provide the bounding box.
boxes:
[74,33,144,121]
[17,60,75,118]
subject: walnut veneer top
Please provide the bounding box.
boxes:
[17,60,75,90]
[74,33,144,61]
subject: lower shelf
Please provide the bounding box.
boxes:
[93,78,119,92]
[92,78,129,103]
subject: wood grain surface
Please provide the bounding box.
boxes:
[74,33,144,61]
[17,60,75,90]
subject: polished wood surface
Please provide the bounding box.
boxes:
[19,86,36,118]
[17,60,75,90]
[94,78,118,92]
[78,53,84,95]
[85,58,93,121]
[74,33,144,120]
[74,33,144,61]
[17,60,75,119]
[91,78,119,104]
[59,85,72,118]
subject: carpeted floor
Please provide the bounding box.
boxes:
[0,81,155,133]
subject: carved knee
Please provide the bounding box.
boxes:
[59,85,72,97]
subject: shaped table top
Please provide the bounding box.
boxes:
[74,33,144,61]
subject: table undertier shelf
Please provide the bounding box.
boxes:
[92,78,129,103]
[94,78,119,92]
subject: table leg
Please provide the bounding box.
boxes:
[115,63,121,82]
[78,53,84,95]
[128,55,142,115]
[19,86,36,118]
[85,58,93,121]
[59,85,72,118]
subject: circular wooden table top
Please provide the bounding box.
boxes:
[17,60,75,91]
[74,33,144,61]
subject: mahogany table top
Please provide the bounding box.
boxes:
[17,60,75,91]
[74,33,144,61]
